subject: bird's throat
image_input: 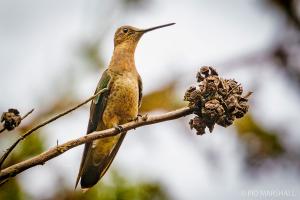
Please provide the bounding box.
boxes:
[109,44,137,73]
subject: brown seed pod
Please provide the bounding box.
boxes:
[196,71,205,82]
[184,66,252,135]
[208,66,218,76]
[1,108,22,131]
[189,116,206,135]
[200,66,210,77]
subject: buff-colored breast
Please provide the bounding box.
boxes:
[102,72,139,128]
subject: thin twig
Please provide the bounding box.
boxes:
[0,106,194,182]
[0,179,8,186]
[243,91,253,99]
[0,108,34,135]
[21,109,34,120]
[0,90,104,169]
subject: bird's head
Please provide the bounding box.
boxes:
[113,23,175,49]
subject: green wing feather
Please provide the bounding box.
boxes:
[93,73,143,183]
[75,70,143,189]
[75,69,111,189]
[138,73,143,108]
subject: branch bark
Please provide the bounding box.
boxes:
[0,106,194,182]
[0,91,103,169]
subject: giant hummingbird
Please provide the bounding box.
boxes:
[75,23,175,189]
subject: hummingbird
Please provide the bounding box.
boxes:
[75,23,175,189]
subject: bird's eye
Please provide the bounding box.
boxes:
[123,28,128,33]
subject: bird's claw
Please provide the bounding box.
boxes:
[141,114,148,121]
[114,125,124,132]
[133,114,148,122]
[133,114,143,122]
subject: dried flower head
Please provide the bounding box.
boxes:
[184,66,252,135]
[189,116,206,135]
[1,108,22,131]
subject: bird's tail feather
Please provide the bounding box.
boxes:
[79,132,126,189]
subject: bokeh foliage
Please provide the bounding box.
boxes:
[49,171,169,200]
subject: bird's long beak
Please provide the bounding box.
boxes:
[139,23,175,33]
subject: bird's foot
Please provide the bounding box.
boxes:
[133,114,148,122]
[133,114,143,122]
[141,114,148,121]
[114,125,124,132]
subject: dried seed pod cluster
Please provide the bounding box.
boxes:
[1,108,22,131]
[184,66,252,135]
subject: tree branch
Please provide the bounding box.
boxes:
[0,90,104,169]
[0,106,194,182]
[0,66,252,185]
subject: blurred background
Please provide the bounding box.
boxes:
[1,0,300,199]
